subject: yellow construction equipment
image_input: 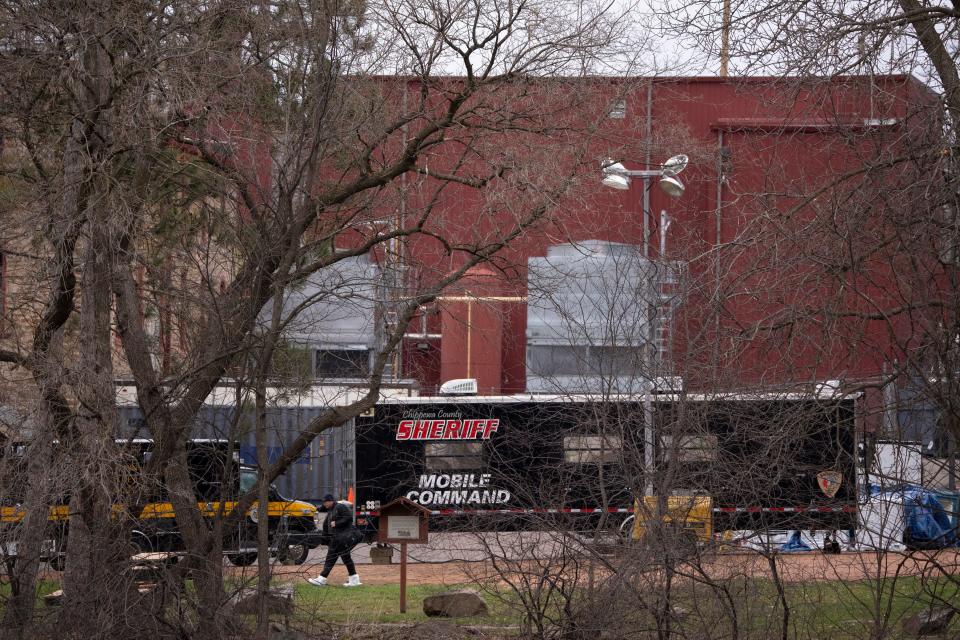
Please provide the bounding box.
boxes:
[632,495,713,543]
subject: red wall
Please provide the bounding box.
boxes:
[351,76,938,393]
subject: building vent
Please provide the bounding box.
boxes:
[257,255,379,380]
[526,240,666,394]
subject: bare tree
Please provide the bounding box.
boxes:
[657,0,960,459]
[0,0,651,636]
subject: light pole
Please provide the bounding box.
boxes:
[602,154,688,499]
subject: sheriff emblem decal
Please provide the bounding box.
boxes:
[816,470,843,498]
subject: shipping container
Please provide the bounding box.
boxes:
[117,405,354,504]
[115,382,418,504]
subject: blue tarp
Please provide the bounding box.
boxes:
[868,484,958,549]
[780,530,812,552]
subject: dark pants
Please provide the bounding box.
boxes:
[319,540,356,577]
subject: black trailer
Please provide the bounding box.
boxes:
[354,393,858,535]
[0,439,325,568]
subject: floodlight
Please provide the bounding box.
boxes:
[602,160,627,176]
[602,174,631,190]
[658,175,685,197]
[661,154,689,176]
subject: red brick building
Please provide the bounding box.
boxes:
[365,75,939,397]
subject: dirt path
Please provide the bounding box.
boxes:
[28,549,956,586]
[243,549,960,586]
[697,549,959,583]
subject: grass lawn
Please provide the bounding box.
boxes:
[2,573,956,637]
[0,577,517,626]
[291,582,518,626]
[660,575,960,640]
[786,576,960,639]
[0,580,62,601]
[286,575,960,637]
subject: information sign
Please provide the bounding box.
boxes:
[386,515,421,540]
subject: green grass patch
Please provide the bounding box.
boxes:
[0,579,63,623]
[3,571,957,637]
[291,582,518,625]
[659,575,960,640]
[786,576,960,639]
[0,579,61,601]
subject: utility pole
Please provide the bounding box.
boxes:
[720,0,731,77]
[601,156,689,499]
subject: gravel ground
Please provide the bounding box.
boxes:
[232,532,960,586]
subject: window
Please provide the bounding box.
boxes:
[563,435,622,464]
[425,441,483,471]
[608,99,626,119]
[237,467,283,500]
[315,349,370,378]
[239,468,258,494]
[661,434,717,462]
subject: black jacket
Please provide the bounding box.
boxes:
[322,502,356,546]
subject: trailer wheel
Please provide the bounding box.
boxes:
[228,552,257,567]
[280,543,309,565]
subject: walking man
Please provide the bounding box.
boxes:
[308,494,362,587]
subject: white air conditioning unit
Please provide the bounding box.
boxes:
[439,378,478,396]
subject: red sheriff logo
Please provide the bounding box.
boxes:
[395,418,499,441]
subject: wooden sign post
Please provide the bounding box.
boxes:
[377,497,430,613]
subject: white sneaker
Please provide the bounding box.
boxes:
[307,575,328,586]
[343,574,362,587]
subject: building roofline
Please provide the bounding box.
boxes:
[365,73,925,85]
[373,391,860,404]
[363,73,937,102]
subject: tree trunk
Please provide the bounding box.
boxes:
[165,439,227,639]
[255,385,272,639]
[61,225,125,634]
[2,434,54,634]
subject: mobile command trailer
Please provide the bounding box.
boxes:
[354,393,858,536]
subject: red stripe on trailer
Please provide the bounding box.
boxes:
[356,505,857,517]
